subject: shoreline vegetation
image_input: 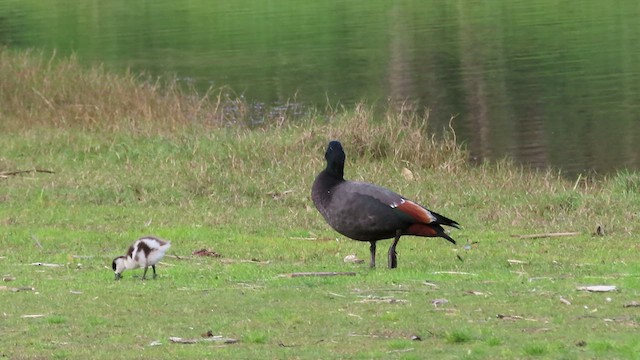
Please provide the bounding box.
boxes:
[2,49,640,358]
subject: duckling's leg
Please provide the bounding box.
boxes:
[141,266,149,280]
[388,230,401,269]
[152,265,157,279]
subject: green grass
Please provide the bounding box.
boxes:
[1,49,640,359]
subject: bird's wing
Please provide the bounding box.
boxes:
[391,199,438,224]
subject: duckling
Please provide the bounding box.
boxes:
[112,236,171,280]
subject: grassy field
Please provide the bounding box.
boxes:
[1,49,640,359]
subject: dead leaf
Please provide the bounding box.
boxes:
[21,314,46,318]
[401,167,414,181]
[559,296,572,305]
[343,254,364,264]
[267,189,293,201]
[431,298,449,307]
[2,276,16,282]
[623,301,640,308]
[192,249,222,257]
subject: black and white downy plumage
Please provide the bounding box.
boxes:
[112,236,172,280]
[311,141,460,269]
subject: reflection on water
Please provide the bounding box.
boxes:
[1,0,640,176]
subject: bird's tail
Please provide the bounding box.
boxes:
[439,229,457,245]
[430,210,460,229]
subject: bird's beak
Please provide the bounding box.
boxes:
[114,273,121,280]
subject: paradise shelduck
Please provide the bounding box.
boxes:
[112,236,171,280]
[311,141,459,269]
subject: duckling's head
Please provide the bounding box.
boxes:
[112,256,126,280]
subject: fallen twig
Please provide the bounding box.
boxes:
[423,281,438,288]
[31,262,64,267]
[623,301,640,308]
[432,271,477,276]
[0,286,35,292]
[328,292,346,298]
[387,348,414,354]
[511,232,580,239]
[464,290,485,296]
[220,259,270,265]
[0,169,55,177]
[577,285,618,293]
[347,333,387,338]
[356,296,408,304]
[507,259,528,265]
[289,236,335,241]
[165,254,193,260]
[169,336,238,344]
[32,235,43,249]
[280,272,356,278]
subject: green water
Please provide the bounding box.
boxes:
[1,0,639,175]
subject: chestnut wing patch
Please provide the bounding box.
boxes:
[392,199,437,224]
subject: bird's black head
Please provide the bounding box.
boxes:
[324,141,345,179]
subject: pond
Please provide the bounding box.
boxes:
[2,0,640,176]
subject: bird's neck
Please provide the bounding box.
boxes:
[312,170,343,202]
[328,161,344,179]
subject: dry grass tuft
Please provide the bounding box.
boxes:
[325,103,466,171]
[0,48,258,133]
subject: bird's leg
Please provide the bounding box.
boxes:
[141,266,148,280]
[152,265,157,279]
[369,241,377,268]
[388,230,401,269]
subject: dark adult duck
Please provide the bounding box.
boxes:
[312,141,459,269]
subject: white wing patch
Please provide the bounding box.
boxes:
[389,198,406,209]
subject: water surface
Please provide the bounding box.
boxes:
[1,0,639,175]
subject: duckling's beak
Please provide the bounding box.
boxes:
[114,273,121,280]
